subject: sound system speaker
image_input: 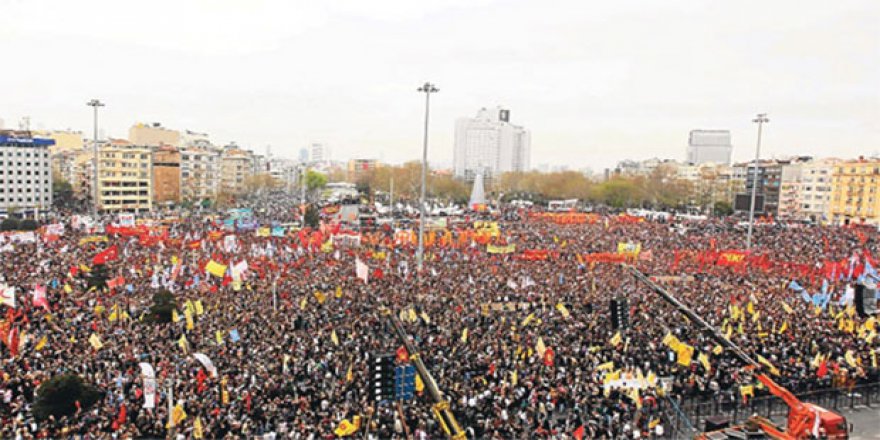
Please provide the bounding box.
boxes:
[855,284,878,318]
[610,298,629,329]
[704,415,730,432]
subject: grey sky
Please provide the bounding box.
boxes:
[2,0,878,171]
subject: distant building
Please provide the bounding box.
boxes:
[799,159,839,222]
[311,143,326,163]
[454,107,530,181]
[347,159,378,182]
[298,147,309,163]
[830,159,880,225]
[179,130,210,148]
[31,129,84,154]
[152,145,181,205]
[220,148,254,195]
[687,130,732,165]
[180,146,220,202]
[735,160,785,216]
[129,122,180,147]
[0,131,54,214]
[97,140,153,212]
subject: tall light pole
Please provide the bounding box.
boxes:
[86,99,104,217]
[746,113,769,250]
[416,82,438,274]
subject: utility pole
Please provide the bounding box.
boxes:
[746,113,769,251]
[86,99,105,218]
[416,82,438,274]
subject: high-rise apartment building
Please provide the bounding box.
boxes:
[129,122,180,147]
[310,143,326,163]
[0,131,54,214]
[347,159,378,182]
[687,130,732,165]
[829,159,880,225]
[96,140,153,212]
[220,148,254,194]
[180,146,220,202]
[454,107,530,180]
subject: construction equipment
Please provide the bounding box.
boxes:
[382,308,467,440]
[627,266,850,440]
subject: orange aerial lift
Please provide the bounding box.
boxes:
[627,266,850,440]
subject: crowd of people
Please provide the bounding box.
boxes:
[0,199,877,439]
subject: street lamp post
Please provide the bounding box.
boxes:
[86,99,104,218]
[746,113,769,250]
[416,82,438,274]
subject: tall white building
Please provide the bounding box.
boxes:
[454,107,530,180]
[687,130,732,165]
[180,146,220,202]
[310,143,326,163]
[0,132,53,214]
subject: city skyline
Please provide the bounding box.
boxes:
[2,0,878,171]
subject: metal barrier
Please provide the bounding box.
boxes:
[661,382,880,437]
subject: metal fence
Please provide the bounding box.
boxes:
[660,382,880,438]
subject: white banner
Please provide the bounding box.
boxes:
[193,353,218,378]
[139,362,156,409]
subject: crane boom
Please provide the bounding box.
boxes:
[383,308,466,440]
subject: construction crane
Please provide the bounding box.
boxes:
[626,265,850,440]
[382,308,467,440]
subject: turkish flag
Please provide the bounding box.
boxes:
[92,245,119,265]
[573,425,586,440]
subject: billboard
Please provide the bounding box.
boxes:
[734,193,764,213]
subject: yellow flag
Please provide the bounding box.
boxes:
[300,297,308,310]
[194,417,204,439]
[94,304,105,316]
[415,373,424,392]
[535,337,547,357]
[171,255,179,265]
[781,302,793,314]
[314,291,327,304]
[331,330,339,346]
[676,344,694,366]
[172,309,180,323]
[698,352,711,371]
[609,331,622,347]
[555,303,570,319]
[334,417,361,437]
[757,355,781,376]
[171,403,187,426]
[521,313,536,327]
[185,309,194,331]
[597,361,614,371]
[511,370,518,385]
[184,300,194,314]
[778,321,788,334]
[740,385,754,399]
[63,284,73,294]
[89,333,103,350]
[713,345,723,355]
[346,364,353,383]
[35,335,48,351]
[178,334,188,353]
[205,260,227,278]
[747,301,755,315]
[461,328,468,343]
[845,350,858,367]
[420,311,431,324]
[108,304,119,322]
[194,300,204,315]
[215,330,224,345]
[335,286,343,298]
[407,308,418,323]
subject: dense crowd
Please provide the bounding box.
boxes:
[0,201,878,439]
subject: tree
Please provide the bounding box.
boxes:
[303,204,320,228]
[20,219,39,231]
[594,177,643,208]
[52,173,74,209]
[714,200,733,216]
[355,178,371,197]
[0,218,19,231]
[305,170,328,191]
[33,374,102,421]
[147,289,177,323]
[429,174,470,204]
[243,173,281,195]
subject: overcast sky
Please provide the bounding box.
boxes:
[2,0,878,171]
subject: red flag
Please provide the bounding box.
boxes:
[7,326,19,357]
[396,346,409,363]
[543,347,555,367]
[197,368,208,393]
[817,360,828,378]
[573,425,586,440]
[92,245,119,265]
[117,403,127,426]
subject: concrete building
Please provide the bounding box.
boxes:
[129,122,180,147]
[152,145,181,205]
[0,131,54,214]
[829,159,880,225]
[267,157,298,189]
[220,148,254,195]
[310,143,326,163]
[179,130,210,148]
[347,159,378,182]
[31,129,84,154]
[96,140,153,212]
[687,130,732,165]
[298,148,309,163]
[735,160,783,216]
[454,107,530,181]
[180,147,220,202]
[799,159,839,223]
